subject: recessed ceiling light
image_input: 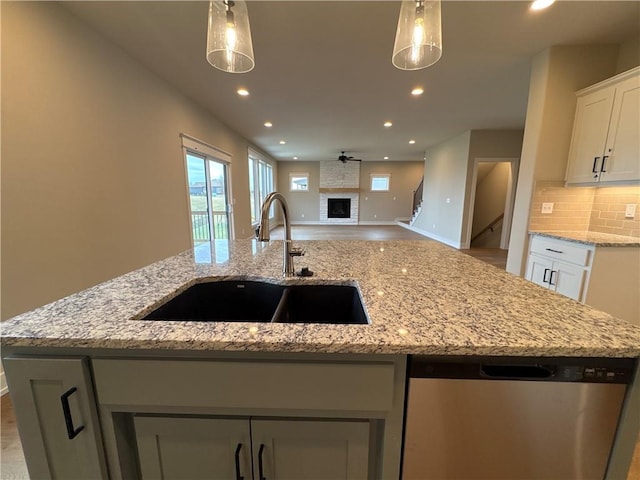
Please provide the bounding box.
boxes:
[264,121,273,127]
[383,156,389,160]
[279,140,286,145]
[293,156,298,160]
[237,88,249,96]
[411,87,424,96]
[384,121,393,128]
[409,140,416,144]
[530,0,555,10]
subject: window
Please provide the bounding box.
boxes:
[249,150,275,225]
[289,172,309,191]
[181,134,232,246]
[370,173,391,192]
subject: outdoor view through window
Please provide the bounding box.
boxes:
[186,152,229,245]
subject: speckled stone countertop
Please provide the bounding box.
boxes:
[2,239,639,357]
[530,230,640,247]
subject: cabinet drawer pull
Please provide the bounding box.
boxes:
[258,443,267,480]
[545,248,564,254]
[592,156,600,177]
[543,268,550,283]
[60,387,84,439]
[601,155,609,173]
[235,443,244,480]
[549,270,557,286]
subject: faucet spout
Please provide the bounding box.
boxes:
[257,192,304,277]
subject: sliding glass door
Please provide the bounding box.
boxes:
[186,152,230,245]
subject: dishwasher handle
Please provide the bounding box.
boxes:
[480,364,553,380]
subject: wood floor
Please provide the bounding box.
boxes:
[272,225,509,270]
[1,394,28,479]
[1,225,637,478]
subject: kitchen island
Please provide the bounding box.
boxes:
[2,238,640,479]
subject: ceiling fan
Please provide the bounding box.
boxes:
[338,151,362,163]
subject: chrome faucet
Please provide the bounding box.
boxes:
[257,192,305,277]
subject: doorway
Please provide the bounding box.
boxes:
[186,152,231,245]
[464,158,518,250]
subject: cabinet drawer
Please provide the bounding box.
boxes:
[92,359,396,412]
[530,236,592,266]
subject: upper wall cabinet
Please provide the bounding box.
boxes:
[566,67,640,185]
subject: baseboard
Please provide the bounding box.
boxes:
[399,223,461,249]
[290,221,323,225]
[0,368,7,396]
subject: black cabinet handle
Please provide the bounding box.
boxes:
[549,270,557,286]
[601,155,609,173]
[543,268,550,283]
[234,443,244,480]
[545,248,564,254]
[592,156,600,177]
[258,443,266,480]
[60,387,84,439]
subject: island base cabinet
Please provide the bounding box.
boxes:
[2,356,108,479]
[252,419,369,480]
[134,417,252,480]
[134,416,370,480]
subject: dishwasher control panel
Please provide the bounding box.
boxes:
[558,365,633,383]
[409,356,636,384]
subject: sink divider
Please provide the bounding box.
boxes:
[270,287,291,323]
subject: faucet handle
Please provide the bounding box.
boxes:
[289,246,305,257]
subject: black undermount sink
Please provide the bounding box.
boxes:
[142,280,369,325]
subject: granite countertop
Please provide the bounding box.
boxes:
[530,230,640,247]
[2,239,639,357]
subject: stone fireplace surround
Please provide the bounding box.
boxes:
[320,193,359,224]
[319,161,360,225]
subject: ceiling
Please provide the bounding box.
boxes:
[62,1,640,163]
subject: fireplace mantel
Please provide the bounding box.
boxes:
[318,188,360,193]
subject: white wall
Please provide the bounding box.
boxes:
[1,2,271,320]
[412,132,471,247]
[506,45,618,276]
[412,130,523,248]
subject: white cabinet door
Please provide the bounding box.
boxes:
[566,87,615,184]
[2,356,108,480]
[526,254,555,288]
[550,261,586,301]
[251,419,370,480]
[601,75,640,182]
[134,416,251,480]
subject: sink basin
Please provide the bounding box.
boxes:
[142,280,285,322]
[141,280,369,325]
[272,285,368,325]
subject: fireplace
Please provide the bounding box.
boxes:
[328,198,351,218]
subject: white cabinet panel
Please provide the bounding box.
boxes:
[251,419,369,480]
[134,416,251,480]
[526,254,554,288]
[134,416,369,480]
[3,356,108,480]
[526,236,591,302]
[567,67,640,184]
[566,87,615,183]
[601,75,640,182]
[551,261,586,301]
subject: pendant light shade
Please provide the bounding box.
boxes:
[392,0,442,71]
[206,0,255,74]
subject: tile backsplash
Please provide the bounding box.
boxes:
[529,182,640,238]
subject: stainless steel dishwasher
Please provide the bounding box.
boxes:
[402,356,635,480]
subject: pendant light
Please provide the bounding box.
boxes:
[206,0,255,73]
[392,0,442,71]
